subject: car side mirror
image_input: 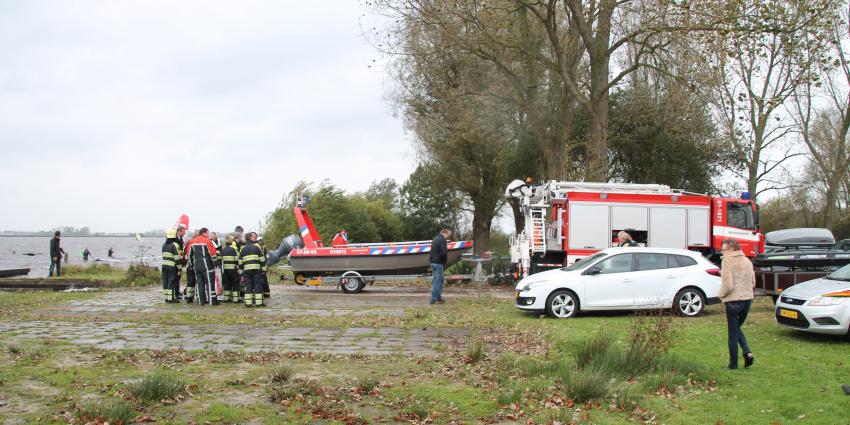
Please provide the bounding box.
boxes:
[584,267,601,276]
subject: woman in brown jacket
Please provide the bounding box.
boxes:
[719,239,755,369]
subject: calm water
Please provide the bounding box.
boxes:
[0,236,166,277]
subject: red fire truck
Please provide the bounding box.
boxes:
[505,180,764,278]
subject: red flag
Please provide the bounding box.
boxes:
[173,214,190,231]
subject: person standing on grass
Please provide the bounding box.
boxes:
[429,229,451,305]
[719,239,756,369]
[48,231,62,277]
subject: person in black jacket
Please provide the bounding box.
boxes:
[429,229,451,304]
[161,229,182,303]
[49,231,62,277]
[238,232,267,308]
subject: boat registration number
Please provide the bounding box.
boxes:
[779,309,798,319]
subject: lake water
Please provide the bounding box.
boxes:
[0,236,166,277]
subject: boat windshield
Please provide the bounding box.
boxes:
[563,253,607,271]
[826,264,850,281]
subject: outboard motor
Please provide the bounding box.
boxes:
[266,234,304,266]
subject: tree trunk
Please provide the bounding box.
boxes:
[471,206,494,255]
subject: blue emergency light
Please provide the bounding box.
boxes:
[741,191,751,200]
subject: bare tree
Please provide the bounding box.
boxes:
[792,6,850,228]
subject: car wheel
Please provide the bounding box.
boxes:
[674,287,705,317]
[545,289,579,319]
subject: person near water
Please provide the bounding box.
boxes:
[184,229,200,303]
[175,225,187,301]
[257,236,271,299]
[161,229,182,303]
[82,248,91,261]
[49,231,62,277]
[429,229,451,305]
[108,247,114,258]
[238,232,267,308]
[185,227,219,306]
[219,235,240,303]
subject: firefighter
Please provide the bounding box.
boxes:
[184,229,199,303]
[234,225,245,250]
[161,229,182,303]
[175,225,187,301]
[257,236,271,299]
[219,235,240,303]
[239,232,267,307]
[186,228,219,306]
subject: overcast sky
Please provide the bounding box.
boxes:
[0,1,416,233]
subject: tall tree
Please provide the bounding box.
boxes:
[705,0,838,200]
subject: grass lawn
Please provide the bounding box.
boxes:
[0,287,847,424]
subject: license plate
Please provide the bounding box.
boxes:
[779,309,798,319]
[514,291,519,299]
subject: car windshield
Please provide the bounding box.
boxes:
[826,264,850,281]
[563,253,607,271]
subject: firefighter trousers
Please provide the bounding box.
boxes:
[222,269,239,302]
[161,267,178,302]
[185,268,196,302]
[243,270,264,306]
[193,268,217,305]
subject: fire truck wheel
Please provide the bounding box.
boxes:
[340,271,365,294]
[545,289,579,319]
[674,287,706,317]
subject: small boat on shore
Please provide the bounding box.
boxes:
[0,268,30,278]
[285,205,473,288]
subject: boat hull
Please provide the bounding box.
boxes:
[288,241,472,275]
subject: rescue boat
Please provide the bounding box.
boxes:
[284,206,473,278]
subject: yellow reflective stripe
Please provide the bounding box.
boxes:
[223,264,236,270]
[244,264,261,270]
[222,256,237,261]
[242,254,259,261]
[162,260,176,267]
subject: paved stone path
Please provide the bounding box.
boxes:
[0,321,469,355]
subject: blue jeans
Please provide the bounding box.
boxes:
[48,259,61,277]
[725,300,752,368]
[430,263,444,302]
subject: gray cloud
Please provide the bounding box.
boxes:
[0,0,413,233]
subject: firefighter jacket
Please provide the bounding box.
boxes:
[238,241,267,274]
[220,244,239,271]
[161,239,182,269]
[186,234,218,271]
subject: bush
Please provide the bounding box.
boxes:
[76,399,136,424]
[268,364,294,384]
[622,309,677,375]
[127,371,185,403]
[573,332,616,371]
[559,366,610,403]
[119,263,160,287]
[466,341,485,364]
[357,377,380,393]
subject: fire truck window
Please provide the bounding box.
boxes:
[595,254,634,274]
[635,253,668,271]
[670,255,697,268]
[726,202,755,230]
[611,230,647,246]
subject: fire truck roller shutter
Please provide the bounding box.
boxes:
[649,207,688,248]
[569,204,610,250]
[687,208,710,247]
[611,206,648,246]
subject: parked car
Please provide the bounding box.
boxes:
[514,247,722,318]
[774,263,850,337]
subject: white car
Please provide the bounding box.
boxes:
[514,247,722,318]
[775,264,850,337]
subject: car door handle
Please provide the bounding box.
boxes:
[665,275,679,279]
[622,279,634,283]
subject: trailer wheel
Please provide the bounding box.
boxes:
[340,271,365,294]
[294,274,307,286]
[674,287,705,317]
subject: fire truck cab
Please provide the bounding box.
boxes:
[505,180,763,279]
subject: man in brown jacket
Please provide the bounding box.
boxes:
[719,239,755,369]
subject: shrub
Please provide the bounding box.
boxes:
[268,364,294,384]
[120,263,160,287]
[466,341,485,364]
[622,309,676,375]
[76,399,136,424]
[127,371,185,403]
[559,366,610,403]
[357,377,380,393]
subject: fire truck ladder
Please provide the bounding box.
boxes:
[530,208,547,254]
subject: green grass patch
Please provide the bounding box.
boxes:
[127,370,185,403]
[76,398,136,424]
